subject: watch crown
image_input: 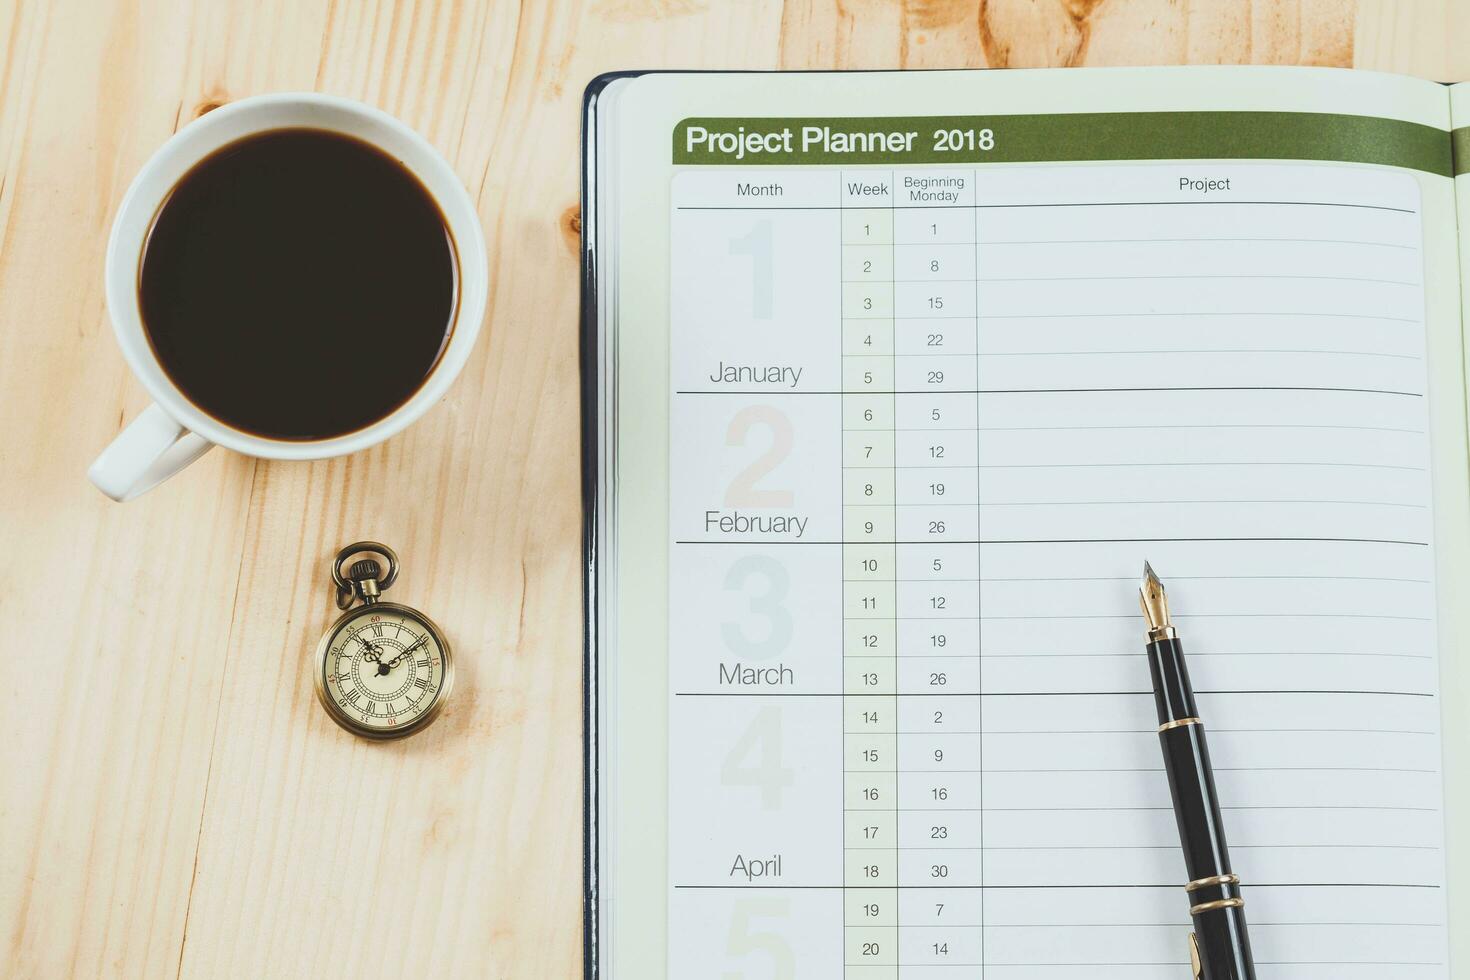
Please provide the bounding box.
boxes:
[350,559,381,582]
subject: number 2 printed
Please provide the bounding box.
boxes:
[726,406,794,508]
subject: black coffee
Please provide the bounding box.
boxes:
[138,128,457,440]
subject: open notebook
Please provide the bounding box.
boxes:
[581,67,1470,979]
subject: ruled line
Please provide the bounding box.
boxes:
[846,276,1419,287]
[841,766,1436,774]
[674,690,1434,699]
[847,729,1435,736]
[886,921,1443,928]
[978,236,1414,248]
[851,349,1421,358]
[676,384,1423,395]
[866,348,1423,359]
[970,273,1420,286]
[670,882,1442,890]
[927,499,1427,509]
[840,425,1427,434]
[675,536,1430,546]
[833,654,1426,663]
[676,200,1418,214]
[971,574,1431,583]
[974,311,1420,322]
[868,843,1440,851]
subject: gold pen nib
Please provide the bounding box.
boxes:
[1140,561,1175,638]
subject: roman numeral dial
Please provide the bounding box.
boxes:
[314,601,453,740]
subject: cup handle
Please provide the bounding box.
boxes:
[88,402,214,501]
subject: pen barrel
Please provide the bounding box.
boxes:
[1149,637,1257,980]
[1146,634,1198,726]
[1193,901,1255,980]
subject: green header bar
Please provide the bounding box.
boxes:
[1453,126,1470,176]
[674,111,1452,177]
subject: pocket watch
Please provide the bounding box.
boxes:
[313,542,454,740]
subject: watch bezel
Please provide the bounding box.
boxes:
[312,601,455,740]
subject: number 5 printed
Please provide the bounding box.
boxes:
[722,556,792,660]
[721,705,795,809]
[726,406,793,508]
[723,897,795,980]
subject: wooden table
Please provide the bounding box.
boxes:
[2,1,1465,976]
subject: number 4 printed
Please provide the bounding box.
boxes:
[721,705,795,809]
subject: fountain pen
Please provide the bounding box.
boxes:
[1140,563,1257,980]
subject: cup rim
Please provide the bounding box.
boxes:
[104,91,487,460]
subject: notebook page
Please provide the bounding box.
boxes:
[665,163,1446,979]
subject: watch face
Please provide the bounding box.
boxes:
[317,604,451,737]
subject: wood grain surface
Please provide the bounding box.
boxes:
[0,1,1464,977]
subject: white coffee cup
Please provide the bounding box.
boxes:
[89,93,487,501]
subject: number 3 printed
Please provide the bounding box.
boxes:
[722,556,792,660]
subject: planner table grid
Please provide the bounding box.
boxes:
[664,164,1447,979]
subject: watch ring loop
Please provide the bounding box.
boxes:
[331,541,401,608]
